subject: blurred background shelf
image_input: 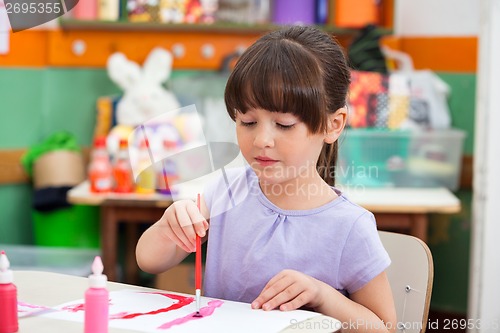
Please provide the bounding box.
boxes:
[59,19,360,35]
[59,18,282,34]
[5,21,361,69]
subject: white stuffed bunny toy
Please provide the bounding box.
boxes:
[107,47,181,127]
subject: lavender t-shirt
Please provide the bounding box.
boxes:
[203,167,390,304]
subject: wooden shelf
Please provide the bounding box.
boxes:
[59,19,359,36]
[49,20,362,69]
[60,19,277,35]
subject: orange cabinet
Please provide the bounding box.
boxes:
[381,35,477,72]
[0,31,48,67]
[48,23,267,69]
[333,0,393,29]
[1,22,358,69]
[1,22,268,69]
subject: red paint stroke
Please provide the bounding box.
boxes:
[62,299,112,313]
[18,302,50,310]
[62,303,85,312]
[157,300,224,330]
[109,312,129,320]
[113,292,194,320]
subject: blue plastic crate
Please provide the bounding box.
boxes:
[337,129,466,190]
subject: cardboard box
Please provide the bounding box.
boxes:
[33,150,85,189]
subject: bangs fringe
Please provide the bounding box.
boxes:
[225,39,327,133]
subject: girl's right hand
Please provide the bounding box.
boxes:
[160,199,209,253]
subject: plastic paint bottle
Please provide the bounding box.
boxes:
[0,251,18,333]
[135,139,156,194]
[84,256,109,333]
[113,139,134,193]
[88,137,113,193]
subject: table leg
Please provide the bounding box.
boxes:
[101,206,119,282]
[410,213,428,243]
[125,223,139,285]
[375,213,429,243]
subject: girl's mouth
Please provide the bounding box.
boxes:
[255,156,279,166]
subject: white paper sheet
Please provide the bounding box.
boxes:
[42,290,320,332]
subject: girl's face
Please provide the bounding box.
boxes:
[235,108,327,186]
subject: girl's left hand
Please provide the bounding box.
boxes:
[251,269,327,312]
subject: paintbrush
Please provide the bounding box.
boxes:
[193,193,202,317]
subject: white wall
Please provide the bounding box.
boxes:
[468,1,500,331]
[394,0,480,36]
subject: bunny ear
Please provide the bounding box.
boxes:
[107,52,142,91]
[142,47,173,85]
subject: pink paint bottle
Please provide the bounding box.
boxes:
[84,256,109,333]
[0,251,18,333]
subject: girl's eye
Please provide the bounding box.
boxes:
[240,121,256,127]
[276,123,295,130]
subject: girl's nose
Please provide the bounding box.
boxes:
[253,126,275,149]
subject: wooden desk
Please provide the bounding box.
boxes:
[338,186,461,243]
[68,182,461,283]
[15,271,339,333]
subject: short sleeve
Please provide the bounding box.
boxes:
[338,212,391,294]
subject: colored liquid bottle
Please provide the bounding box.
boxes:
[113,139,134,193]
[72,0,97,20]
[315,0,328,24]
[84,256,109,333]
[0,251,18,333]
[135,139,156,194]
[89,137,113,193]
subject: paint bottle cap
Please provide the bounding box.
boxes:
[0,250,13,284]
[89,256,107,288]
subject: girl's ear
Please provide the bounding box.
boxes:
[324,107,347,144]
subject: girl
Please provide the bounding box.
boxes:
[136,25,397,332]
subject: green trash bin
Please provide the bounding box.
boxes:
[22,131,100,249]
[32,205,100,249]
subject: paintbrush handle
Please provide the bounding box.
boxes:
[195,235,201,290]
[195,194,202,291]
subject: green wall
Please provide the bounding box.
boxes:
[428,190,472,313]
[429,73,475,314]
[0,68,120,244]
[0,68,120,149]
[439,73,476,154]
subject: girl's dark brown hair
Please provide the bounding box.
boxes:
[224,25,351,186]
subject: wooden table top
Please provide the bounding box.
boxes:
[68,181,461,214]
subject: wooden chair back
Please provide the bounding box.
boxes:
[379,231,434,333]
